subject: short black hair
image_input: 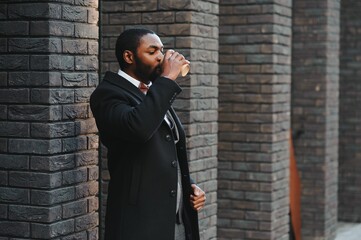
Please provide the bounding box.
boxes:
[115,28,156,70]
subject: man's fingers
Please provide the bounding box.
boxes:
[190,194,205,202]
[168,51,179,60]
[190,193,206,211]
[191,190,205,198]
[164,49,175,60]
[190,196,202,202]
[190,200,205,211]
[166,51,186,63]
[193,201,205,209]
[190,184,206,211]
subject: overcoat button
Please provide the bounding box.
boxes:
[170,190,176,197]
[171,161,177,168]
[165,134,172,141]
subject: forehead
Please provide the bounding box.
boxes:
[138,33,163,49]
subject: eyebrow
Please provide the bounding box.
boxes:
[148,45,163,50]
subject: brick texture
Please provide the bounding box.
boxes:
[339,0,361,223]
[0,0,358,240]
[100,0,218,239]
[0,0,99,239]
[292,0,340,239]
[218,0,292,239]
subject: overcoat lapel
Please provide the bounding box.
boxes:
[103,71,145,103]
[105,72,183,135]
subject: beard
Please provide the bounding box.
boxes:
[134,54,161,83]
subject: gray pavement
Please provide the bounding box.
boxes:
[336,222,361,240]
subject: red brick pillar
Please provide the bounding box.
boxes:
[292,0,340,239]
[100,0,219,239]
[218,1,292,239]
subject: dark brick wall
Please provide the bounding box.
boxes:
[100,0,219,239]
[1,0,359,239]
[218,0,292,239]
[0,0,99,239]
[339,0,361,222]
[292,0,340,239]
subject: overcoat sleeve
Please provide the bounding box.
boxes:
[90,74,182,143]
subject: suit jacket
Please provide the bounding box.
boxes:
[90,71,200,240]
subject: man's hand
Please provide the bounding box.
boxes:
[190,184,206,211]
[160,49,190,80]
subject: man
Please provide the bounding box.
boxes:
[90,28,206,240]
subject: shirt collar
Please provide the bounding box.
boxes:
[117,69,152,88]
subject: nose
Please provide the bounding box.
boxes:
[157,52,164,62]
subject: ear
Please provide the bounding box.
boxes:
[123,50,134,64]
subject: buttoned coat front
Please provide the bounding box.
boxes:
[90,71,200,240]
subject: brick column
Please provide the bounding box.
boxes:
[218,1,292,239]
[0,1,99,239]
[292,0,340,239]
[100,0,218,239]
[339,0,361,222]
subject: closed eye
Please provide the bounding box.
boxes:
[148,45,164,55]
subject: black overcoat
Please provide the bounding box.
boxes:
[90,71,200,240]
